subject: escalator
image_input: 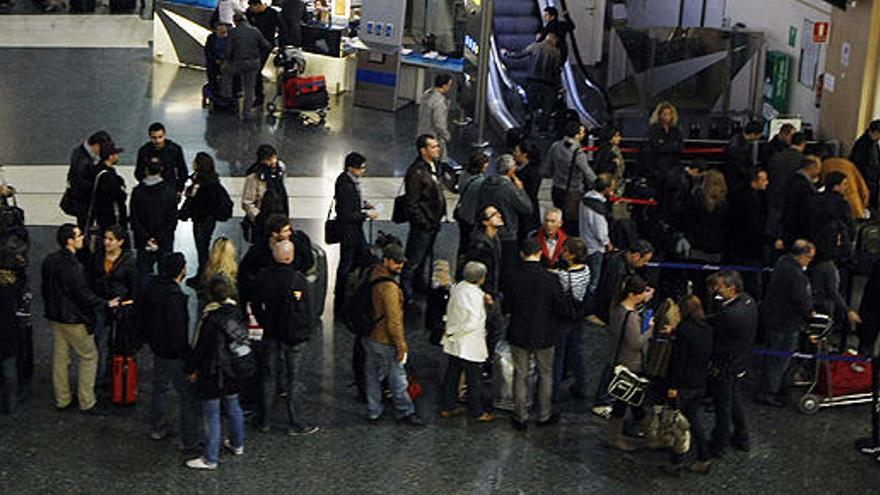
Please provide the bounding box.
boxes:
[488,0,608,132]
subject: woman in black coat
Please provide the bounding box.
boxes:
[180,152,233,286]
[666,295,714,473]
[644,102,683,185]
[90,224,137,384]
[88,156,128,242]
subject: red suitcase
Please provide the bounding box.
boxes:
[816,359,873,397]
[282,75,329,110]
[111,355,138,405]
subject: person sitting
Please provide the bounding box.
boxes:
[438,261,494,422]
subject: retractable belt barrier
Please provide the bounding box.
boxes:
[582,146,727,155]
[752,348,871,363]
[645,261,769,273]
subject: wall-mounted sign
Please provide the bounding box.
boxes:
[841,42,851,67]
[813,21,830,44]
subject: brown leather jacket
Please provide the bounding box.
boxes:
[368,264,407,355]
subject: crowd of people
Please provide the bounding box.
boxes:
[2,78,880,475]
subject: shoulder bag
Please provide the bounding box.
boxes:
[606,310,650,406]
[324,198,339,245]
[391,179,408,224]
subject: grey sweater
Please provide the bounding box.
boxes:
[548,137,596,192]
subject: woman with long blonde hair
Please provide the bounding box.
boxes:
[686,169,728,262]
[646,101,683,180]
[202,237,238,295]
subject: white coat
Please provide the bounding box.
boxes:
[441,281,488,363]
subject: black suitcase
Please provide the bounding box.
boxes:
[109,0,135,13]
[16,318,33,386]
[70,0,96,12]
[305,245,327,326]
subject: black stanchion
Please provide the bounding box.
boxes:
[855,352,880,458]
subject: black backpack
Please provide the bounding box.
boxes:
[213,308,256,379]
[343,265,399,336]
[215,186,234,221]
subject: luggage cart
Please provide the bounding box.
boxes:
[796,314,874,414]
[266,46,329,125]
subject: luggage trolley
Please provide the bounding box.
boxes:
[796,314,874,414]
[266,46,329,124]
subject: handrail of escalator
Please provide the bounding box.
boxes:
[488,39,522,131]
[551,0,613,119]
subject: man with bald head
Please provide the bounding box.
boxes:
[253,240,318,436]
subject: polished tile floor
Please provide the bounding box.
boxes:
[0,47,878,493]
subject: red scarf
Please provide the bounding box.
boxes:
[536,228,567,268]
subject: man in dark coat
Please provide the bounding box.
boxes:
[506,239,567,430]
[806,171,855,243]
[134,123,188,195]
[130,158,179,294]
[766,132,807,238]
[280,0,306,47]
[759,240,815,407]
[222,13,272,118]
[333,152,378,311]
[246,0,287,106]
[401,134,446,302]
[253,240,317,435]
[594,239,654,324]
[849,120,880,209]
[136,253,201,449]
[758,123,795,166]
[723,169,771,298]
[461,205,505,354]
[722,120,763,192]
[66,130,112,228]
[42,224,118,414]
[780,156,821,248]
[706,271,758,456]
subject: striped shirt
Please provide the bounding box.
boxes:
[557,266,591,302]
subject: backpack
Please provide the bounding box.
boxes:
[0,197,28,271]
[214,309,256,379]
[215,186,234,221]
[343,265,399,336]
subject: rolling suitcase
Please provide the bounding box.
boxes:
[111,355,137,405]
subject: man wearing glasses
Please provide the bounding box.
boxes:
[41,224,119,415]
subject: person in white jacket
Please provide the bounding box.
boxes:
[438,261,494,421]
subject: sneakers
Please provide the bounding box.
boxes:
[185,457,217,470]
[287,424,320,436]
[223,438,244,456]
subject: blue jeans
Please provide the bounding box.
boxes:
[763,330,800,399]
[585,252,603,307]
[150,357,201,448]
[201,394,245,464]
[363,339,415,420]
[402,225,438,301]
[136,245,172,297]
[1,356,16,414]
[260,339,308,429]
[553,322,587,399]
[710,370,749,452]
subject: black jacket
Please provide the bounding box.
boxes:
[517,161,542,237]
[404,157,446,229]
[645,124,683,178]
[67,143,99,215]
[506,261,566,350]
[41,249,105,326]
[764,255,812,331]
[281,0,306,46]
[707,293,758,373]
[723,185,769,262]
[88,163,128,230]
[476,174,532,242]
[90,249,136,300]
[247,7,287,48]
[807,190,854,243]
[595,251,635,322]
[850,133,879,192]
[723,134,756,191]
[461,228,502,296]
[684,192,727,255]
[759,135,789,167]
[667,317,714,390]
[135,140,188,193]
[186,303,243,400]
[130,178,178,250]
[180,179,232,223]
[781,172,817,244]
[136,275,190,359]
[334,172,367,245]
[767,147,803,227]
[238,231,314,309]
[0,274,20,358]
[254,263,312,344]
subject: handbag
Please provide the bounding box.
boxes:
[391,180,408,224]
[605,310,650,406]
[324,198,340,245]
[59,187,81,217]
[240,216,255,243]
[644,336,674,379]
[83,170,107,253]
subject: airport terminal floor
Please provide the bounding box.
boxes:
[0,28,878,495]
